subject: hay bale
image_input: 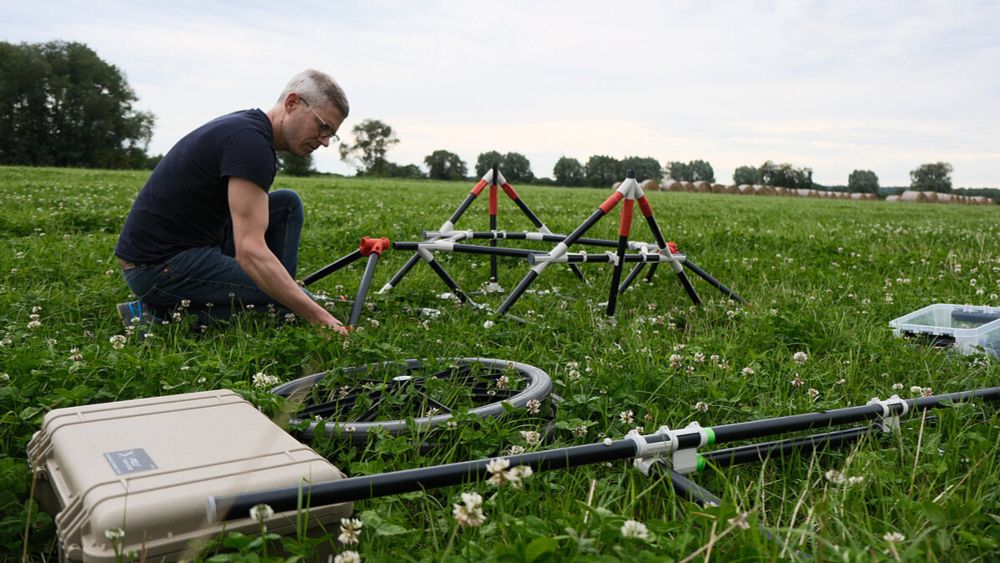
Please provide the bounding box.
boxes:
[712,183,726,193]
[924,191,939,203]
[796,188,811,197]
[885,195,900,202]
[899,190,928,202]
[680,181,695,192]
[865,193,878,201]
[725,184,739,194]
[640,179,659,192]
[936,193,952,203]
[737,184,753,195]
[665,181,683,192]
[850,193,864,200]
[753,185,776,196]
[693,181,712,192]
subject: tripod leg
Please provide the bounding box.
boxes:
[419,250,475,305]
[606,198,634,316]
[348,253,381,326]
[301,250,363,286]
[683,259,746,304]
[618,262,646,294]
[636,196,701,305]
[379,253,420,293]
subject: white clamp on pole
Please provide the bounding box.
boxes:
[866,395,909,432]
[627,422,710,476]
[605,251,620,267]
[626,427,672,476]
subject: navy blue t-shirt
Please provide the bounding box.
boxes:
[115,109,277,264]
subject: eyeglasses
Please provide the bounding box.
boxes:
[300,98,340,143]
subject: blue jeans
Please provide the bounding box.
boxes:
[122,189,305,321]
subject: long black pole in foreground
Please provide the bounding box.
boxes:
[207,387,999,523]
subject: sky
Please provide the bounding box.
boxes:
[3,0,999,187]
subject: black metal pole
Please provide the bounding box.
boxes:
[381,253,421,292]
[704,387,1000,446]
[302,250,363,286]
[490,164,499,283]
[347,253,380,326]
[636,202,701,305]
[209,439,639,522]
[394,241,544,259]
[665,467,721,506]
[619,263,646,294]
[425,257,474,305]
[497,201,617,316]
[422,230,623,249]
[681,259,745,304]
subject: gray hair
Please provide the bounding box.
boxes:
[278,69,350,118]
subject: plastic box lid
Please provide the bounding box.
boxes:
[889,303,1000,356]
[27,389,352,562]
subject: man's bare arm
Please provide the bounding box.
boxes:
[228,177,348,334]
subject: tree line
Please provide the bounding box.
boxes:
[1,41,993,201]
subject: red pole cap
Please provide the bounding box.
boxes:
[667,241,679,254]
[360,237,391,257]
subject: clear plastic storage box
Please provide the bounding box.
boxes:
[889,303,1000,356]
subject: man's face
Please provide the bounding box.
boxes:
[288,96,344,157]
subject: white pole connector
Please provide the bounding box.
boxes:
[867,395,910,433]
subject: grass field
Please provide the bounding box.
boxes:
[3,165,1000,561]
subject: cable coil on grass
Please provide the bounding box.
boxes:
[272,357,552,442]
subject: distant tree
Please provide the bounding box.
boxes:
[424,150,467,180]
[585,155,620,187]
[688,159,715,183]
[386,162,425,179]
[759,160,812,189]
[338,118,399,176]
[620,156,663,182]
[666,161,692,181]
[553,156,585,186]
[733,166,758,185]
[848,169,879,193]
[278,152,315,176]
[910,162,953,193]
[0,40,155,168]
[501,152,534,183]
[475,151,504,177]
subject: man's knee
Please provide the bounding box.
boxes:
[269,189,303,217]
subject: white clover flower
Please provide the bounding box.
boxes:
[525,399,541,415]
[793,351,808,364]
[695,401,709,412]
[573,426,588,438]
[27,320,42,329]
[0,373,9,382]
[693,352,705,363]
[921,387,932,397]
[883,531,905,543]
[420,308,441,319]
[892,383,904,391]
[910,385,922,395]
[620,519,650,541]
[104,527,125,541]
[847,476,865,486]
[453,492,486,527]
[568,369,581,381]
[486,457,511,476]
[252,372,281,388]
[824,469,845,484]
[496,375,510,390]
[483,320,495,329]
[603,438,613,446]
[109,334,127,350]
[791,376,804,388]
[520,430,542,446]
[741,366,755,376]
[338,517,363,545]
[619,410,634,425]
[728,512,750,529]
[507,465,533,489]
[334,551,361,563]
[807,388,820,399]
[249,503,274,522]
[669,354,683,369]
[508,445,525,456]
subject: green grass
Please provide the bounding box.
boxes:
[3,165,1000,561]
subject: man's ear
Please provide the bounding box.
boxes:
[283,92,300,112]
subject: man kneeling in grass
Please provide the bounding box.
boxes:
[114,69,349,335]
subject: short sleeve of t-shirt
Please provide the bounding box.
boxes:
[219,127,276,190]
